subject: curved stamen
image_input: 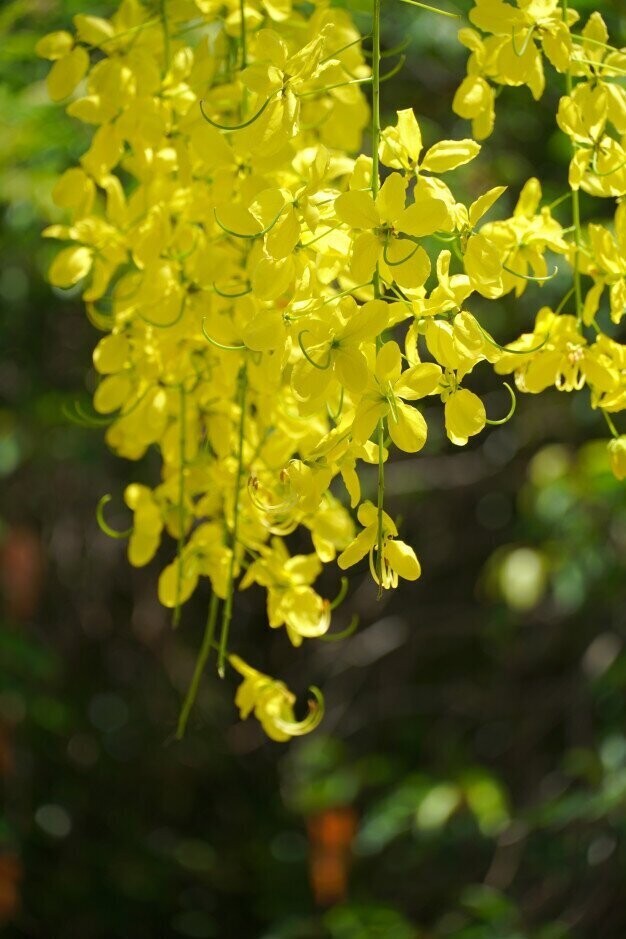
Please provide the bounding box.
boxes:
[297,54,406,99]
[511,25,535,57]
[213,281,251,298]
[213,205,287,240]
[320,613,359,642]
[199,91,275,131]
[590,150,626,178]
[271,686,325,736]
[140,292,187,328]
[264,516,300,536]
[476,321,550,355]
[202,318,246,351]
[247,475,298,514]
[396,0,459,17]
[96,494,132,539]
[327,385,345,424]
[298,331,333,370]
[502,263,558,283]
[382,238,421,267]
[63,400,114,427]
[329,576,349,610]
[485,382,517,426]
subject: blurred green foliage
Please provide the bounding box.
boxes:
[2,0,626,937]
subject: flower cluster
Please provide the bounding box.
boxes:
[39,0,626,741]
[453,1,626,472]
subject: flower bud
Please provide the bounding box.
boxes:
[608,436,626,481]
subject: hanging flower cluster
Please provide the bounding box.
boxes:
[39,0,626,741]
[453,1,626,473]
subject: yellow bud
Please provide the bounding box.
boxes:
[608,436,626,481]
[73,14,115,47]
[48,246,93,287]
[36,31,74,61]
[46,47,89,102]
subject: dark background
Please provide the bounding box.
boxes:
[2,0,626,936]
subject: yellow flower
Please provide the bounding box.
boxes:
[453,0,579,140]
[557,85,626,197]
[291,297,390,399]
[418,311,495,381]
[229,655,324,741]
[608,436,626,481]
[453,185,507,299]
[412,250,473,318]
[124,484,164,567]
[585,201,626,325]
[379,108,481,175]
[480,177,567,297]
[495,307,620,395]
[452,31,496,140]
[335,172,452,288]
[352,341,441,452]
[240,538,331,646]
[36,31,90,102]
[337,500,421,589]
[442,384,487,446]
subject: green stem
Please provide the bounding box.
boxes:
[239,0,247,67]
[570,183,583,321]
[371,0,381,205]
[603,409,619,439]
[371,0,385,591]
[173,384,187,628]
[176,593,221,739]
[555,285,574,315]
[240,0,248,118]
[376,419,385,596]
[562,0,583,324]
[218,365,248,677]
[160,0,170,72]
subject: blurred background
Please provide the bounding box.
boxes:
[2,0,626,936]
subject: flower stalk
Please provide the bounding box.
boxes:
[218,364,248,677]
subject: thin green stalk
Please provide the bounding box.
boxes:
[376,419,385,596]
[173,384,187,628]
[562,0,583,323]
[218,365,248,677]
[570,184,583,321]
[371,0,385,591]
[603,409,619,439]
[240,0,248,118]
[239,0,247,69]
[160,0,170,72]
[555,286,575,315]
[176,593,221,739]
[371,0,381,205]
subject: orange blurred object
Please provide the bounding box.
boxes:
[0,724,13,777]
[307,807,358,907]
[0,526,45,621]
[0,854,22,923]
